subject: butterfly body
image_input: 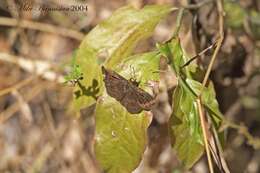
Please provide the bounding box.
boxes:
[101,66,156,114]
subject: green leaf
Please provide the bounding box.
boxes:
[64,51,83,85]
[157,38,192,77]
[72,39,103,110]
[249,10,260,39]
[161,37,223,168]
[95,97,151,173]
[224,0,260,38]
[95,52,160,173]
[169,78,223,169]
[72,4,172,110]
[104,5,172,67]
[114,51,160,93]
[156,42,172,61]
[169,83,204,168]
[224,0,246,29]
[185,79,222,127]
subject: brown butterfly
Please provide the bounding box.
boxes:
[101,66,156,114]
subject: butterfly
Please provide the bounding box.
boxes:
[101,66,156,114]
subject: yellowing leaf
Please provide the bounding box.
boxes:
[95,52,160,173]
[72,5,172,110]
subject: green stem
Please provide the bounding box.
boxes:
[172,8,185,38]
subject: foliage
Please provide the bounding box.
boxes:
[95,52,160,173]
[69,5,172,173]
[64,51,83,86]
[72,5,172,110]
[69,4,224,172]
[224,0,260,38]
[157,38,223,168]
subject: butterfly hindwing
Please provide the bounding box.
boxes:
[134,87,155,111]
[101,66,156,114]
[120,86,143,114]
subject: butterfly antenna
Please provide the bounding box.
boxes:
[133,66,137,79]
[181,40,218,68]
[129,65,135,79]
[101,66,106,74]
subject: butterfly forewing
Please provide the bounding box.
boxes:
[102,66,128,101]
[101,66,156,114]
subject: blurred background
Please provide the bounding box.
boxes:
[0,0,260,172]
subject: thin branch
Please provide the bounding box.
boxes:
[0,75,35,97]
[12,90,33,125]
[196,0,227,172]
[183,0,213,10]
[172,8,185,39]
[196,98,214,173]
[201,0,224,89]
[221,119,260,150]
[181,40,217,68]
[26,124,68,173]
[0,17,84,40]
[168,0,212,40]
[0,83,45,124]
[0,52,65,83]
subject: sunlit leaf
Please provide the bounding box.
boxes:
[95,96,151,173]
[169,83,204,168]
[104,5,172,67]
[64,52,84,86]
[224,0,246,29]
[159,37,223,168]
[95,52,160,173]
[72,4,172,110]
[185,79,222,126]
[114,51,160,93]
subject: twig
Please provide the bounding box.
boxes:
[0,52,65,83]
[196,0,226,172]
[0,83,45,124]
[169,0,213,41]
[11,90,33,125]
[27,124,68,173]
[27,143,54,173]
[6,0,19,18]
[183,0,213,10]
[209,117,230,173]
[196,98,214,173]
[224,99,242,121]
[0,75,36,97]
[172,8,185,39]
[220,120,260,150]
[181,41,218,68]
[42,102,57,137]
[201,0,224,89]
[0,17,84,40]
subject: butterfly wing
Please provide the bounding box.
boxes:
[120,84,155,114]
[102,66,128,101]
[120,85,143,114]
[102,66,156,114]
[134,87,156,111]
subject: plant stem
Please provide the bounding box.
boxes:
[197,98,214,173]
[172,8,184,38]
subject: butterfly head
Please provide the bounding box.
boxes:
[129,78,140,87]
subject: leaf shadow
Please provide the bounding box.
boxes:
[171,113,183,126]
[74,79,100,100]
